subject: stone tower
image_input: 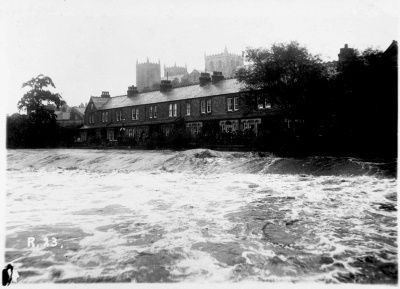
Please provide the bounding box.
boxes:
[136,58,161,92]
[204,46,244,78]
[164,62,188,77]
[337,44,356,71]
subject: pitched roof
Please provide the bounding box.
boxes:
[91,97,110,109]
[55,111,71,120]
[98,78,242,111]
[72,107,86,115]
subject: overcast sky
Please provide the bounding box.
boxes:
[1,0,398,115]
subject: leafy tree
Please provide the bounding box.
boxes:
[18,74,66,115]
[171,78,180,88]
[236,41,328,121]
[13,75,67,147]
[333,46,397,157]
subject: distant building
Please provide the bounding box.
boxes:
[164,63,188,78]
[382,40,398,64]
[337,44,356,70]
[188,69,202,83]
[136,58,161,92]
[205,46,244,78]
[55,107,85,127]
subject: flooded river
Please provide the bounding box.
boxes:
[5,149,397,283]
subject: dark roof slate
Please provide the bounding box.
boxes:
[98,78,242,110]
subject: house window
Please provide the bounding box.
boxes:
[101,111,108,122]
[89,113,94,124]
[258,97,272,109]
[207,99,212,113]
[128,128,133,137]
[116,110,122,122]
[132,108,139,120]
[186,102,191,116]
[220,120,239,132]
[234,97,239,111]
[154,106,157,118]
[107,129,114,141]
[186,122,203,136]
[90,103,94,110]
[242,119,261,134]
[169,103,177,117]
[201,100,206,114]
[220,121,226,132]
[227,98,233,111]
[149,107,153,119]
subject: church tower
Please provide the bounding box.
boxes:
[204,46,244,78]
[136,58,161,92]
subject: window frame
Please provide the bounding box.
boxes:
[169,104,173,117]
[227,97,233,111]
[154,106,157,118]
[149,106,153,119]
[206,99,212,113]
[132,108,136,120]
[201,100,206,114]
[186,102,191,116]
[173,103,177,117]
[234,97,239,111]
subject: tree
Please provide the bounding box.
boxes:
[236,41,328,121]
[15,75,67,147]
[333,46,397,157]
[18,74,66,115]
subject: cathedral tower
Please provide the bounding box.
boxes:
[136,58,161,92]
[204,46,244,78]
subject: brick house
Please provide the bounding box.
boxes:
[80,72,274,143]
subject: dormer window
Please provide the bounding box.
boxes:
[90,103,94,110]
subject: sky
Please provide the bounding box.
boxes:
[1,0,398,116]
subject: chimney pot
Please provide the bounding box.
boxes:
[127,85,139,97]
[199,72,212,86]
[101,91,110,98]
[212,71,224,84]
[160,80,172,92]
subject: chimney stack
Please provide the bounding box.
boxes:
[101,91,110,98]
[160,80,172,92]
[199,72,211,86]
[127,85,139,97]
[212,71,224,84]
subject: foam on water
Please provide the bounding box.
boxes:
[5,149,397,283]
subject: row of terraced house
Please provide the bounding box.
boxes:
[80,72,275,143]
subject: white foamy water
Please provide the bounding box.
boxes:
[5,149,397,283]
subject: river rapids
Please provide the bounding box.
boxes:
[5,149,397,284]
